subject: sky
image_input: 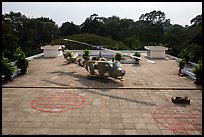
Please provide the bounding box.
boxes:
[2,2,202,27]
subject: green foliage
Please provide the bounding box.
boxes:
[134,52,141,57]
[193,61,202,85]
[62,33,128,50]
[2,11,202,64]
[59,21,80,36]
[114,52,123,61]
[14,48,29,74]
[2,57,15,80]
[82,49,91,60]
[66,51,73,58]
[178,59,186,69]
[179,48,193,63]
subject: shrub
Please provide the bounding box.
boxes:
[134,52,141,57]
[82,49,90,60]
[14,48,29,74]
[66,51,73,58]
[2,57,15,81]
[179,48,193,63]
[178,60,186,69]
[114,52,123,61]
[193,61,202,85]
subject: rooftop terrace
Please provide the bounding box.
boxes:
[2,52,202,135]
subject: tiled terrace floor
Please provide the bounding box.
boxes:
[2,54,202,135]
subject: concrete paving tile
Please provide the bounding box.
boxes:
[111,123,124,129]
[112,129,125,135]
[66,117,79,123]
[100,129,112,135]
[36,128,50,135]
[121,113,133,118]
[161,129,176,135]
[77,117,90,123]
[41,121,58,128]
[133,118,145,124]
[123,123,136,129]
[135,129,151,135]
[48,128,75,135]
[74,129,87,135]
[10,116,25,122]
[100,116,111,123]
[89,117,100,123]
[87,122,100,129]
[86,128,100,135]
[10,127,39,135]
[21,121,42,128]
[100,122,112,129]
[124,129,137,135]
[111,117,123,123]
[148,129,163,135]
[122,117,134,123]
[143,118,156,124]
[146,123,160,130]
[135,123,148,130]
[2,128,14,135]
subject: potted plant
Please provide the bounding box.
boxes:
[193,61,202,85]
[178,59,186,74]
[114,52,123,62]
[179,48,193,64]
[66,51,73,58]
[82,49,90,60]
[133,52,141,64]
[2,57,15,81]
[14,48,29,74]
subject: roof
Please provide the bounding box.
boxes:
[144,46,168,51]
[3,52,199,89]
[2,51,202,135]
[41,45,65,50]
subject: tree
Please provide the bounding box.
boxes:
[2,13,19,61]
[80,13,106,36]
[139,10,171,45]
[163,24,186,56]
[191,14,202,26]
[59,21,80,36]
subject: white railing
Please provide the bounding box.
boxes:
[3,53,44,79]
[165,54,197,80]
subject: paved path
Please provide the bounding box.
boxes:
[2,54,202,135]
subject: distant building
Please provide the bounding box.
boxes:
[145,46,168,59]
[41,45,64,57]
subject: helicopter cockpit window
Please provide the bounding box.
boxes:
[106,61,113,68]
[113,61,122,68]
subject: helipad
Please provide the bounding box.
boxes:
[2,53,202,135]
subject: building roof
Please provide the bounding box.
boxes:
[41,45,64,49]
[3,52,199,89]
[2,52,202,135]
[145,46,168,51]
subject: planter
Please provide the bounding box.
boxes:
[3,75,12,82]
[135,59,140,64]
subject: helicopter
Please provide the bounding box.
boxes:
[62,38,141,80]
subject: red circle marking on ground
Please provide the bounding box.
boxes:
[31,92,85,113]
[152,105,202,135]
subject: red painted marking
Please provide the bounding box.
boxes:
[152,106,202,135]
[31,92,86,113]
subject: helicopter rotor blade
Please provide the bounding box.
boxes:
[64,39,98,49]
[63,38,141,60]
[103,48,141,60]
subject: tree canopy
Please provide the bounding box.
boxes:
[2,11,202,63]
